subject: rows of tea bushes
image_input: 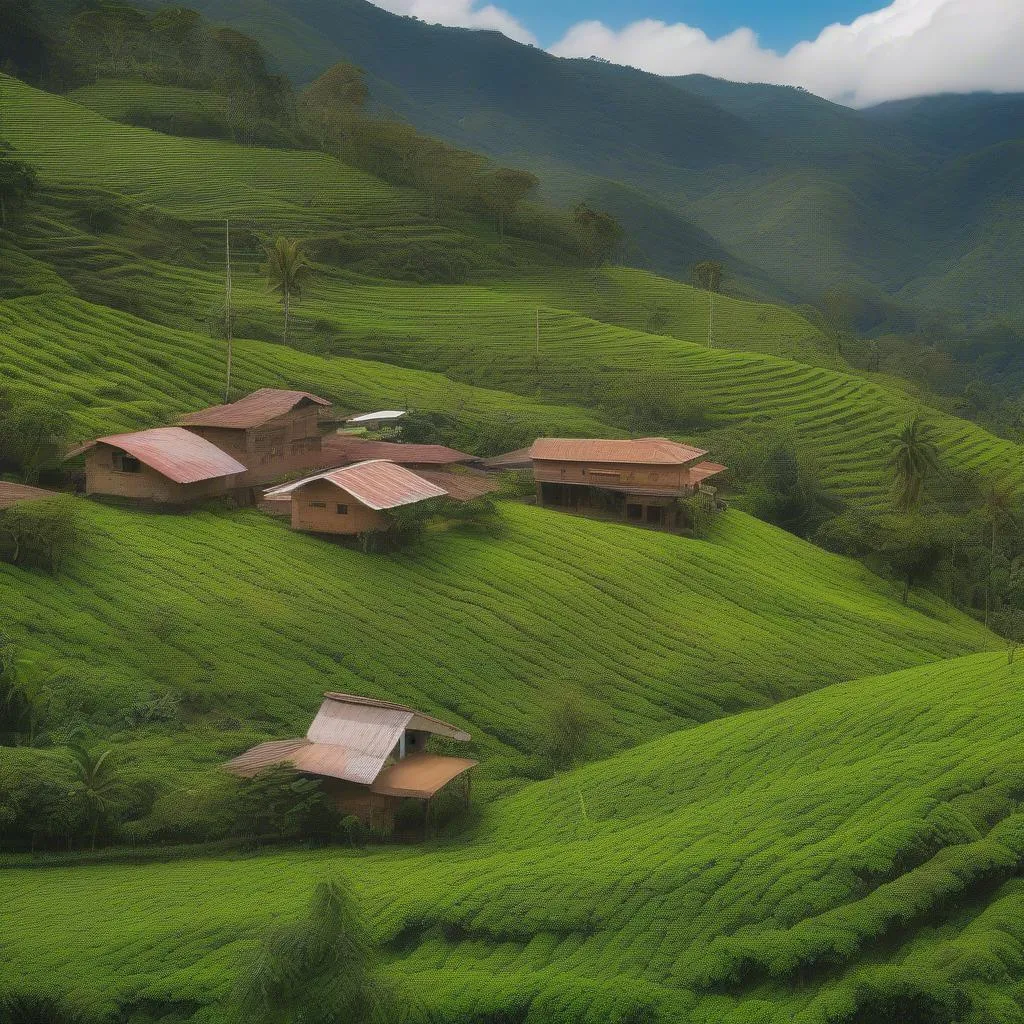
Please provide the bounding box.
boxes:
[0,502,995,831]
[4,651,1024,1022]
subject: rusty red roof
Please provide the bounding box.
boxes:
[689,461,727,483]
[415,469,499,501]
[179,388,330,429]
[0,482,60,510]
[482,447,533,470]
[264,460,447,510]
[530,437,708,465]
[93,427,247,483]
[322,436,477,466]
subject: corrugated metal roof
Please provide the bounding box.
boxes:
[179,389,330,429]
[370,754,477,799]
[264,460,448,510]
[689,461,727,483]
[223,738,309,777]
[322,436,476,466]
[321,692,471,741]
[346,410,406,424]
[530,437,708,465]
[482,447,533,470]
[95,428,247,484]
[415,470,499,502]
[306,698,412,784]
[0,482,60,510]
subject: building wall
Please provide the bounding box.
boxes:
[186,408,325,486]
[533,458,694,494]
[321,778,403,832]
[85,446,240,504]
[290,478,389,535]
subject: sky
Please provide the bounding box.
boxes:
[369,0,1024,106]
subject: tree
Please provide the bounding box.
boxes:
[0,390,71,483]
[691,261,724,349]
[261,237,310,345]
[300,62,368,151]
[690,260,723,293]
[0,143,38,229]
[981,480,1019,626]
[233,879,403,1024]
[538,689,596,772]
[572,203,623,265]
[69,744,123,850]
[889,415,940,512]
[482,167,538,240]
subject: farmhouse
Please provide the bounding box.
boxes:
[70,427,247,505]
[178,388,332,484]
[531,437,726,528]
[225,692,476,833]
[264,459,448,535]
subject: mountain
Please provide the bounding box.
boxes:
[171,0,1024,324]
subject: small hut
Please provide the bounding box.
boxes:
[178,389,332,484]
[224,692,477,833]
[263,459,447,535]
[70,427,247,505]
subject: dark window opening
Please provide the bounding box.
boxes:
[113,453,141,473]
[336,503,349,515]
[646,506,664,524]
[310,501,327,509]
[626,503,643,520]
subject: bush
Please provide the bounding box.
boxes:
[228,764,341,843]
[0,496,83,572]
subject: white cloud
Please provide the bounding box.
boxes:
[549,0,1024,106]
[370,0,537,45]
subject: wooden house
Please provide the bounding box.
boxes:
[263,459,448,535]
[178,388,332,485]
[530,437,726,529]
[70,427,247,506]
[224,692,476,833]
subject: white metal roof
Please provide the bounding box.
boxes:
[346,410,406,423]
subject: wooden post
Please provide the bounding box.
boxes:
[224,219,233,402]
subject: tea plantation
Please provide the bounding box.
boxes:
[0,501,993,806]
[4,651,1024,1022]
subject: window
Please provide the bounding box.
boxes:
[336,503,349,515]
[309,501,327,509]
[112,452,141,473]
[646,505,664,524]
[626,503,643,520]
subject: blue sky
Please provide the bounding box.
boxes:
[511,0,880,50]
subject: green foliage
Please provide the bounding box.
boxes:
[890,415,941,512]
[0,142,38,229]
[261,236,311,345]
[690,260,723,292]
[0,385,71,483]
[537,687,597,773]
[233,880,403,1024]
[0,496,82,573]
[229,764,339,844]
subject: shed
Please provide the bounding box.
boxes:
[0,482,59,510]
[321,436,477,470]
[264,459,447,536]
[70,427,247,505]
[178,388,332,484]
[224,692,476,833]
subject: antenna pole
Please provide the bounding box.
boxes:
[224,219,232,402]
[535,307,540,358]
[707,289,714,349]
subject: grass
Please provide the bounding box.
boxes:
[4,650,1024,1022]
[0,501,996,808]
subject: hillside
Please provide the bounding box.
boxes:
[4,77,1024,514]
[5,650,1024,1022]
[0,500,995,816]
[164,0,1024,323]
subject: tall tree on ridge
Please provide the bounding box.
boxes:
[889,414,940,513]
[261,237,310,346]
[691,260,724,348]
[982,479,1018,627]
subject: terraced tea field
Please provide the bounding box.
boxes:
[4,651,1024,1023]
[0,500,995,803]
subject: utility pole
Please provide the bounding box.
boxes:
[224,219,232,402]
[535,307,540,359]
[707,288,714,349]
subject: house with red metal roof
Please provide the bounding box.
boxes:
[529,437,726,529]
[224,692,476,834]
[178,388,332,485]
[264,460,448,536]
[70,427,247,505]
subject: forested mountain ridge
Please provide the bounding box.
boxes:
[160,0,1024,326]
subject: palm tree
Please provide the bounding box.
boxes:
[261,237,311,345]
[889,415,940,512]
[70,744,122,850]
[982,480,1018,626]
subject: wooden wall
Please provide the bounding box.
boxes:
[290,479,389,535]
[532,458,694,493]
[85,446,240,504]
